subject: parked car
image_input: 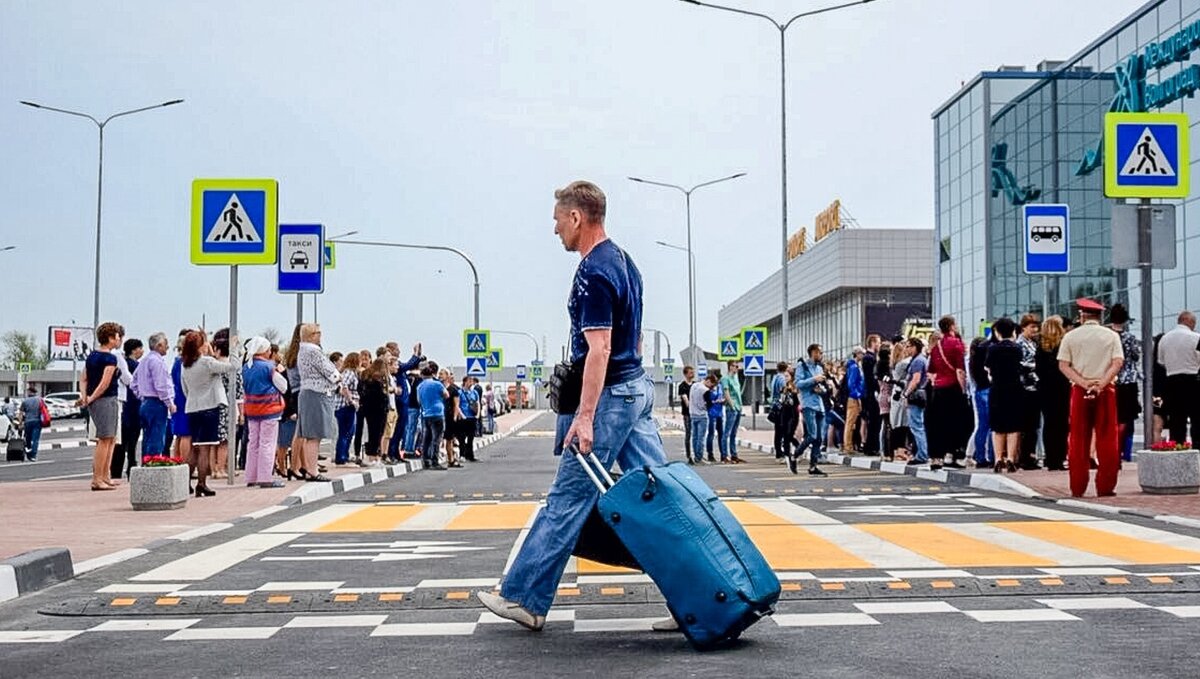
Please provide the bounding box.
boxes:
[43,392,84,419]
[0,413,14,442]
[42,397,79,420]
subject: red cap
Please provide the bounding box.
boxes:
[1076,298,1105,313]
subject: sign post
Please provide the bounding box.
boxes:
[1104,111,1189,454]
[191,178,278,485]
[1023,203,1070,317]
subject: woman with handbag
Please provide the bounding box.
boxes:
[926,316,972,470]
[985,317,1025,473]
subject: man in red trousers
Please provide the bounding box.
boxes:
[1058,298,1125,497]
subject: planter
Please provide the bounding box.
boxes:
[1137,449,1200,495]
[129,464,190,510]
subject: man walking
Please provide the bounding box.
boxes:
[385,342,424,461]
[20,386,45,461]
[131,332,176,459]
[1158,310,1200,445]
[861,335,882,456]
[1058,299,1124,497]
[794,344,829,476]
[843,348,865,452]
[416,365,448,470]
[478,180,666,630]
[678,365,694,460]
[770,362,789,459]
[689,373,716,465]
[720,360,743,463]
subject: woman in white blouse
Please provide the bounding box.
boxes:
[295,324,345,482]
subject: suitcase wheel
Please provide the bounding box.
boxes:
[641,489,654,501]
[684,613,696,625]
[715,591,727,602]
[609,512,621,524]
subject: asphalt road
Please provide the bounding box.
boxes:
[0,423,96,483]
[4,413,1200,678]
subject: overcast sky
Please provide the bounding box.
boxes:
[1,0,1142,366]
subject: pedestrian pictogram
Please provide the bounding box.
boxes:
[206,194,261,243]
[531,360,544,383]
[486,349,503,372]
[662,359,675,378]
[1120,129,1175,177]
[466,356,488,378]
[1105,112,1190,198]
[463,330,490,357]
[17,362,31,375]
[741,326,768,356]
[719,337,742,360]
[191,178,278,265]
[324,242,336,270]
[743,355,765,377]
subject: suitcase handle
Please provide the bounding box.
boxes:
[571,444,616,493]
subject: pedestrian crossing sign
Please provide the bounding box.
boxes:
[741,326,768,356]
[662,359,675,378]
[1105,112,1189,198]
[324,243,336,270]
[465,356,488,378]
[743,354,765,377]
[486,349,503,372]
[530,360,544,381]
[719,336,742,360]
[190,178,278,265]
[463,330,490,356]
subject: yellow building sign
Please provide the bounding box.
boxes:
[814,200,841,242]
[786,227,808,261]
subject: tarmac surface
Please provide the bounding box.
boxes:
[4,413,1200,678]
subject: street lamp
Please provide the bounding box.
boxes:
[0,246,15,253]
[21,98,185,331]
[334,239,481,328]
[677,0,879,359]
[655,239,697,351]
[629,172,745,353]
[493,330,540,362]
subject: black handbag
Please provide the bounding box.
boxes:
[549,361,584,415]
[906,383,930,408]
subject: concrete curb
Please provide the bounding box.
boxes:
[654,416,1200,529]
[0,549,73,604]
[62,411,546,582]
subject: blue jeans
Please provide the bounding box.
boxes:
[796,407,824,463]
[23,421,42,459]
[502,376,666,616]
[723,408,742,460]
[138,398,169,458]
[706,413,725,459]
[908,404,928,462]
[826,409,844,449]
[404,410,420,453]
[335,405,357,464]
[422,416,444,465]
[689,415,709,462]
[972,388,994,464]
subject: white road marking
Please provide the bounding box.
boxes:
[479,610,575,624]
[131,533,299,581]
[0,630,86,643]
[371,622,477,637]
[75,548,150,575]
[962,609,1081,623]
[262,504,363,533]
[886,569,974,579]
[773,613,880,627]
[750,498,843,525]
[942,523,1127,566]
[1159,606,1200,618]
[167,523,234,542]
[576,574,654,584]
[1036,597,1148,610]
[854,601,960,615]
[573,618,661,632]
[283,615,389,628]
[958,497,1100,522]
[258,581,344,591]
[90,619,201,632]
[398,504,470,531]
[165,626,281,641]
[415,578,499,589]
[97,584,188,594]
[1037,567,1131,576]
[804,525,942,569]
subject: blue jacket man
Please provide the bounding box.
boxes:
[387,344,424,459]
[792,344,829,476]
[843,348,866,452]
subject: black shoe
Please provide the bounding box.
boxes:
[808,467,828,476]
[906,459,925,466]
[195,484,216,497]
[787,455,798,475]
[1022,462,1044,471]
[944,461,965,470]
[930,463,943,471]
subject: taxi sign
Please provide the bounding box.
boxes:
[190,178,278,265]
[1105,112,1190,198]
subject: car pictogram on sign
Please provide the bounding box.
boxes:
[289,250,310,268]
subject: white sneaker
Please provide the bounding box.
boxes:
[476,591,545,631]
[651,617,680,632]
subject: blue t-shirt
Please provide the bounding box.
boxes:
[459,387,479,419]
[85,350,119,398]
[907,355,929,389]
[568,239,645,386]
[417,378,446,418]
[706,383,724,418]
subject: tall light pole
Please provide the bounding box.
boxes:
[334,239,481,328]
[655,240,696,350]
[677,0,878,359]
[21,98,185,331]
[493,330,540,362]
[629,172,745,353]
[0,246,15,253]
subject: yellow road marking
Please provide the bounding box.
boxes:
[1104,577,1130,585]
[223,596,247,604]
[445,592,469,600]
[858,523,1056,567]
[996,579,1021,587]
[576,559,637,574]
[334,593,359,602]
[744,525,872,570]
[155,597,180,606]
[888,582,911,590]
[316,505,426,533]
[1039,578,1064,586]
[931,581,956,589]
[267,595,291,604]
[600,587,625,596]
[723,501,793,526]
[821,583,845,591]
[558,588,581,597]
[445,503,539,531]
[109,598,136,607]
[1148,576,1174,584]
[996,521,1200,564]
[378,593,404,602]
[781,583,803,591]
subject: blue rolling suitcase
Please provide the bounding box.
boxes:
[576,451,780,649]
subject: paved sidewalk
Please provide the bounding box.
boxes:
[655,408,1200,522]
[0,409,539,564]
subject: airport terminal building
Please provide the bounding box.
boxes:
[934,0,1200,337]
[717,218,933,362]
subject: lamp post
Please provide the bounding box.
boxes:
[333,239,480,328]
[654,240,697,353]
[677,0,878,359]
[0,246,15,253]
[644,326,675,408]
[493,330,540,362]
[309,230,358,324]
[629,172,745,354]
[20,99,185,331]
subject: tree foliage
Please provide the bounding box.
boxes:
[1,331,50,370]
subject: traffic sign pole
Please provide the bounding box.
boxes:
[226,264,239,486]
[1139,198,1154,454]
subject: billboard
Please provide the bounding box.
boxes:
[47,326,95,366]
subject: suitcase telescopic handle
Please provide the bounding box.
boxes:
[570,444,616,492]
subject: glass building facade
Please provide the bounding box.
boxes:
[934,0,1200,337]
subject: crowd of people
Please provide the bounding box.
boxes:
[12,321,505,496]
[674,299,1200,498]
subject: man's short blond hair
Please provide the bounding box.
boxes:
[555,181,606,223]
